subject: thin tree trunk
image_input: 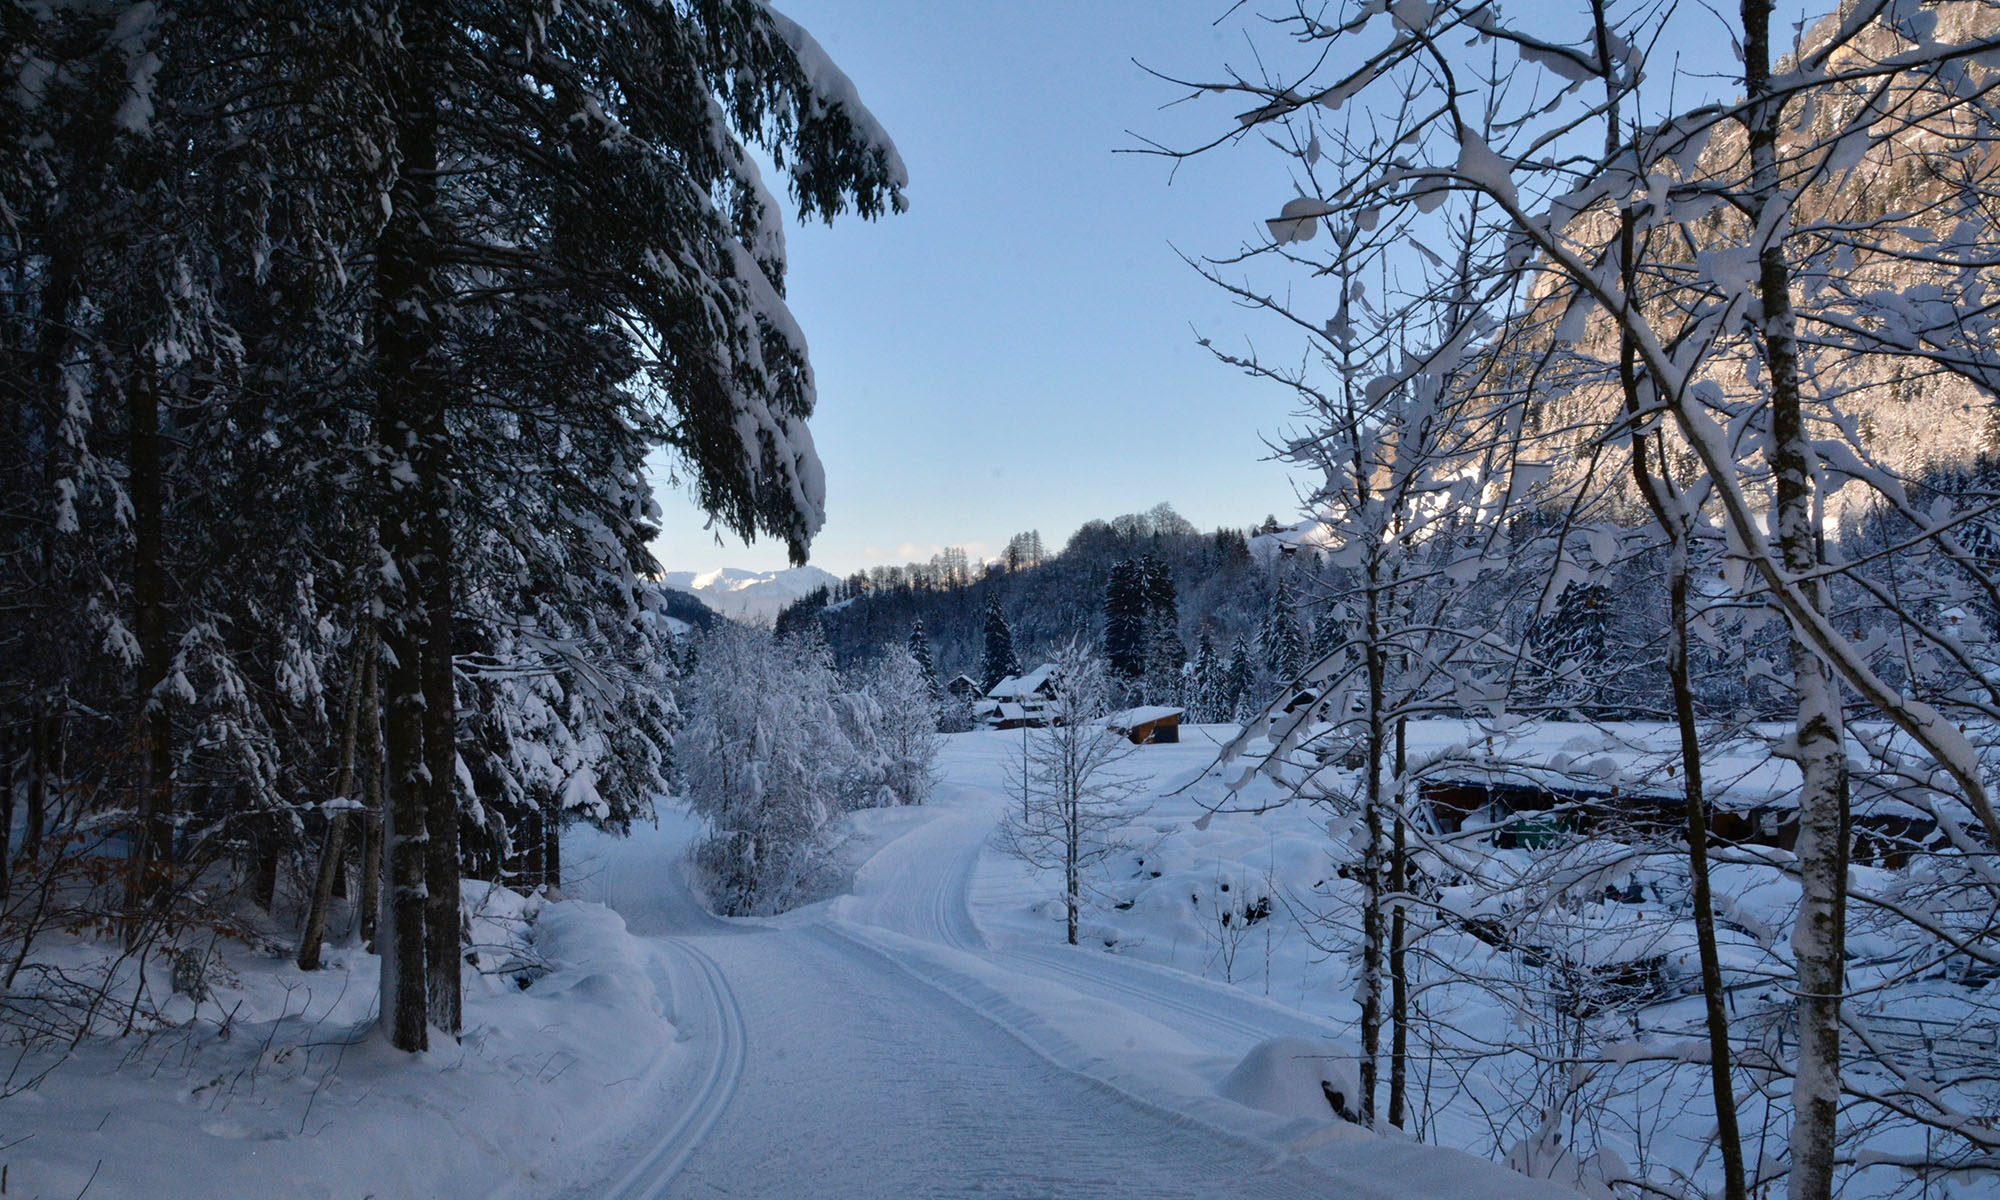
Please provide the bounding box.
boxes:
[0,725,14,899]
[359,643,383,950]
[1388,718,1409,1129]
[1739,3,1850,1194]
[1616,185,1750,1200]
[519,805,544,890]
[1066,795,1080,946]
[1670,553,1750,1200]
[420,465,460,1036]
[299,620,372,970]
[1358,568,1386,1127]
[544,812,561,891]
[299,813,349,959]
[24,707,48,861]
[249,844,279,912]
[21,245,74,876]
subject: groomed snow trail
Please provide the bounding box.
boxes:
[669,926,1350,1198]
[573,742,1565,1199]
[592,940,745,1199]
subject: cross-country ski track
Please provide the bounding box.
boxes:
[563,738,1570,1199]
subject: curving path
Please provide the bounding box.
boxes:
[569,766,1565,1199]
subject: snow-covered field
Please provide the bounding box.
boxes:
[0,728,1656,1198]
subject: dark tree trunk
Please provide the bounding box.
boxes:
[1616,197,1749,1200]
[359,644,383,951]
[249,844,279,912]
[0,725,14,899]
[1388,719,1409,1129]
[543,812,561,891]
[518,805,544,890]
[20,245,75,876]
[370,0,448,1051]
[127,365,175,938]
[379,619,429,1050]
[421,481,460,1035]
[1357,567,1386,1127]
[24,709,48,862]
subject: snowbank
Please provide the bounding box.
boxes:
[0,884,680,1200]
[1218,1036,1362,1122]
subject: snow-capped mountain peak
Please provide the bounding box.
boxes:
[662,564,840,625]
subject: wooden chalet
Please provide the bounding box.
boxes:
[979,664,1060,729]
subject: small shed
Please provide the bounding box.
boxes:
[1108,705,1184,745]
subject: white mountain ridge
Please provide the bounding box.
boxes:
[661,564,841,625]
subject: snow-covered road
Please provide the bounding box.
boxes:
[572,736,1569,1199]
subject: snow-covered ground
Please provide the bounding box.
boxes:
[1,729,1586,1198]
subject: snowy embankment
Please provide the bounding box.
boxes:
[1,882,686,1200]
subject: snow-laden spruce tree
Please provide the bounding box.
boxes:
[1104,559,1149,685]
[999,643,1148,946]
[4,0,906,1053]
[981,595,1023,693]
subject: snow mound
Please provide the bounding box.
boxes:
[1217,1036,1362,1124]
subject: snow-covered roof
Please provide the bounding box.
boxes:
[993,702,1029,723]
[1108,706,1184,731]
[1247,518,1340,562]
[1399,719,1960,822]
[988,664,1056,699]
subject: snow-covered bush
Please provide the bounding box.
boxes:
[676,625,851,914]
[839,646,940,807]
[676,625,943,913]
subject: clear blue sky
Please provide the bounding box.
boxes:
[646,0,1806,579]
[648,2,1312,578]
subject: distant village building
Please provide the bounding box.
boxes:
[1107,706,1183,745]
[1414,732,1944,870]
[979,701,1036,730]
[945,674,981,701]
[978,664,1059,729]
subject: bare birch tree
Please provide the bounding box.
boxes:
[1000,643,1149,946]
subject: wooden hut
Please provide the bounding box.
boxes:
[1107,706,1184,745]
